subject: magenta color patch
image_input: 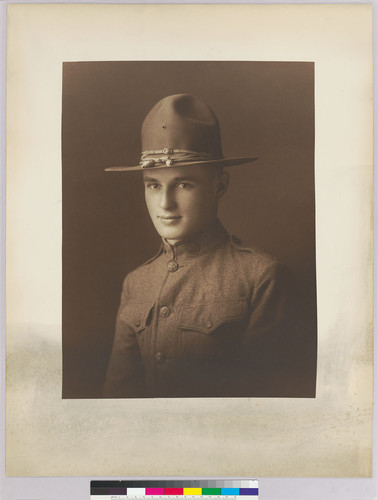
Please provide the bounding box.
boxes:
[146,489,165,495]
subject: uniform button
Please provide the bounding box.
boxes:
[207,320,213,329]
[135,320,141,327]
[186,242,200,255]
[160,306,170,318]
[155,352,165,363]
[167,260,179,273]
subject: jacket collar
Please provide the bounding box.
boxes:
[162,218,229,260]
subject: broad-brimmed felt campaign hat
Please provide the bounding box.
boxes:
[105,94,258,172]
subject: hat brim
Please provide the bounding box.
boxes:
[105,156,258,172]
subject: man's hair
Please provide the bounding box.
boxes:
[206,165,224,179]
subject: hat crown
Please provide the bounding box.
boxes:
[141,94,223,158]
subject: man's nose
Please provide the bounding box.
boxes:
[159,187,176,210]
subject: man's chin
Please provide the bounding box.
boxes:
[159,230,185,242]
[154,225,188,242]
[153,220,214,243]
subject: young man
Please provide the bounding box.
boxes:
[103,94,312,398]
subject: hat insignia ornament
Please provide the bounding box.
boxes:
[140,148,215,168]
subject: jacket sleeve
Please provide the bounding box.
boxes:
[102,276,146,398]
[239,262,316,397]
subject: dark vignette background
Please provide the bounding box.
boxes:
[62,61,317,398]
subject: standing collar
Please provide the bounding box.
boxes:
[162,219,229,259]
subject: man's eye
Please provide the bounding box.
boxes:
[177,183,191,189]
[146,183,160,190]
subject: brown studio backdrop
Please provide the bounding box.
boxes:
[62,61,316,398]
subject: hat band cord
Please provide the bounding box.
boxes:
[140,149,220,168]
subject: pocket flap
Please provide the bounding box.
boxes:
[119,303,153,332]
[179,299,247,334]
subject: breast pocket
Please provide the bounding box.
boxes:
[119,303,153,350]
[178,299,248,360]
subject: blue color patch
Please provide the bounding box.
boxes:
[239,488,258,496]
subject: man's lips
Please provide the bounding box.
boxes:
[158,215,182,224]
[158,215,181,220]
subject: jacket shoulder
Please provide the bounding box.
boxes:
[229,235,277,266]
[132,245,163,271]
[121,246,163,289]
[140,245,164,267]
[228,235,296,292]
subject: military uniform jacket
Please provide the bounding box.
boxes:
[103,219,306,398]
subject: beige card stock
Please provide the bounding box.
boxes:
[5,4,373,477]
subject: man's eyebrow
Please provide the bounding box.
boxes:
[143,176,198,183]
[143,176,159,183]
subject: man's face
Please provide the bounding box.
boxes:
[143,165,228,244]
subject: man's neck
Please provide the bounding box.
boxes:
[165,219,219,247]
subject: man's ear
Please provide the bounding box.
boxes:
[215,170,229,198]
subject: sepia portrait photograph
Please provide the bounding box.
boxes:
[62,61,317,400]
[4,3,373,483]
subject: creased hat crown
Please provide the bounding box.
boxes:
[141,94,223,158]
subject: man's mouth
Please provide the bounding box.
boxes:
[158,215,181,220]
[158,215,182,224]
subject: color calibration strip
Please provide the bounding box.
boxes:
[91,481,258,499]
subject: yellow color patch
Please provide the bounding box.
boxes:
[184,488,202,495]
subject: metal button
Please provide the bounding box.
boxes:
[160,306,170,318]
[155,352,165,364]
[186,242,200,255]
[207,320,213,329]
[135,320,141,327]
[167,260,179,273]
